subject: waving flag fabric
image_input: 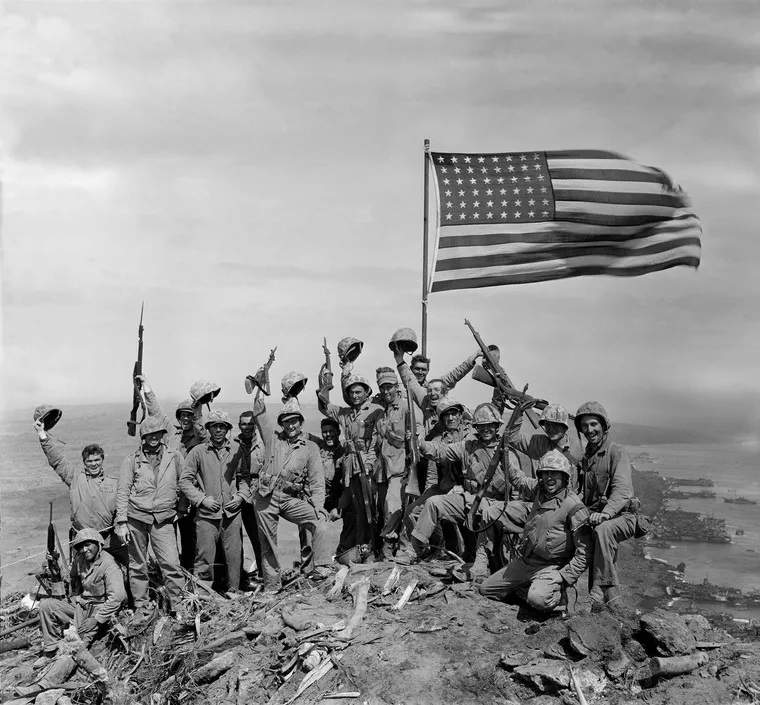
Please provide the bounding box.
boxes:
[429,150,701,292]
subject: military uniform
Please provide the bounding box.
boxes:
[39,530,126,651]
[117,439,185,607]
[233,430,266,583]
[254,425,329,589]
[180,426,251,592]
[38,437,118,533]
[479,451,591,611]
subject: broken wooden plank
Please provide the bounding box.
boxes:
[392,579,418,611]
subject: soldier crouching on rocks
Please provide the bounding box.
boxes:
[115,417,186,613]
[574,401,638,607]
[180,410,249,594]
[254,399,331,591]
[479,450,591,612]
[38,528,126,654]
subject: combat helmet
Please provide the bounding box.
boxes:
[436,397,466,420]
[574,401,611,432]
[388,328,419,354]
[536,449,572,478]
[471,402,501,426]
[190,380,221,406]
[277,397,304,426]
[33,405,63,431]
[343,373,372,396]
[337,337,364,365]
[175,399,195,421]
[139,416,168,438]
[281,371,308,399]
[204,409,233,430]
[71,528,105,549]
[538,403,570,430]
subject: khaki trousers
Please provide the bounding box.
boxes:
[254,491,329,589]
[195,514,243,592]
[591,512,637,587]
[127,517,184,608]
[479,557,563,611]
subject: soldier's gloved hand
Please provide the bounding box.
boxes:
[201,496,221,512]
[391,343,405,366]
[252,396,266,417]
[589,512,609,526]
[449,485,465,496]
[134,374,151,393]
[33,419,47,440]
[114,522,130,543]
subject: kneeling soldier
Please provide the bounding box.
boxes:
[479,450,590,611]
[39,528,126,654]
[254,399,330,591]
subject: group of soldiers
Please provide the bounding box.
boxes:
[31,326,645,654]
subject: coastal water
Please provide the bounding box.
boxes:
[1,405,759,607]
[632,442,760,595]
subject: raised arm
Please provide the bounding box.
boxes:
[506,449,539,496]
[37,425,74,487]
[439,351,479,391]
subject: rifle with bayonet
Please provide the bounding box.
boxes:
[464,318,542,430]
[245,347,277,396]
[404,380,421,497]
[466,387,533,533]
[36,502,69,598]
[318,337,334,395]
[127,303,146,436]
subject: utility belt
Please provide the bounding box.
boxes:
[281,480,309,500]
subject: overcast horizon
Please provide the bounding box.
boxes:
[1,1,758,442]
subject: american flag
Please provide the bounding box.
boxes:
[429,149,702,292]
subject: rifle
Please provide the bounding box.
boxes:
[36,502,68,598]
[404,380,421,497]
[127,303,146,437]
[319,337,334,394]
[245,347,277,396]
[464,319,541,430]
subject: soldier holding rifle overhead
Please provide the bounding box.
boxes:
[317,336,382,563]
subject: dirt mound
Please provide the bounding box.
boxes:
[2,560,760,705]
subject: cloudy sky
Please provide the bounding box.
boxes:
[1,1,758,439]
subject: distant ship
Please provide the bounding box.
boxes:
[666,476,714,487]
[723,496,757,505]
[736,528,745,536]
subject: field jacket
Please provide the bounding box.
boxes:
[71,549,127,624]
[422,424,471,492]
[231,432,265,504]
[419,436,509,499]
[319,395,382,480]
[256,431,326,511]
[374,393,423,483]
[309,435,345,512]
[116,445,182,525]
[180,440,251,520]
[578,435,634,517]
[40,437,117,532]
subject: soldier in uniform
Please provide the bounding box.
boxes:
[574,401,638,606]
[399,403,518,578]
[136,375,210,572]
[115,417,185,611]
[507,402,582,485]
[180,410,250,594]
[33,408,118,543]
[373,366,423,559]
[479,450,591,612]
[254,399,330,590]
[38,528,127,653]
[317,348,381,563]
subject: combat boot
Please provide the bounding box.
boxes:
[395,536,429,565]
[469,544,490,583]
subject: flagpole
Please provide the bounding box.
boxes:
[421,138,430,356]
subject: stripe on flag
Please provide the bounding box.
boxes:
[429,149,701,292]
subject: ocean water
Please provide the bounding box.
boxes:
[632,442,760,593]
